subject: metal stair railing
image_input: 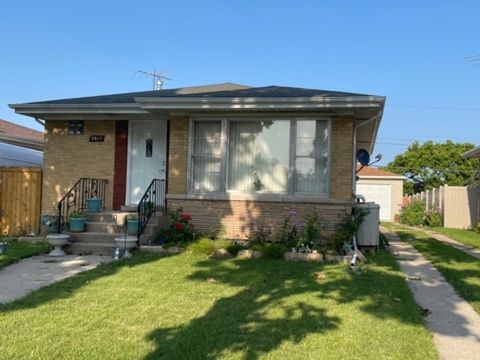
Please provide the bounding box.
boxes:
[137,179,166,243]
[57,178,108,233]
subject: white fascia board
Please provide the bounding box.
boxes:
[8,103,147,115]
[134,96,386,110]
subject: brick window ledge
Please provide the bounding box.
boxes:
[167,193,352,204]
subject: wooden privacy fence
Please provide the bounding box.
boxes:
[403,185,479,229]
[0,167,42,236]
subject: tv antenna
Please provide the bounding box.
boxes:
[136,69,172,90]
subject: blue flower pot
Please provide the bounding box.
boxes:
[69,217,86,232]
[86,198,102,213]
[0,242,8,254]
[127,220,140,235]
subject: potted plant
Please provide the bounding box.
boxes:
[69,210,86,232]
[126,214,140,235]
[0,238,8,254]
[86,196,102,213]
[141,201,154,216]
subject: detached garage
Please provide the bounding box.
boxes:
[356,166,405,222]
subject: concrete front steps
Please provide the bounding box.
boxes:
[65,211,168,256]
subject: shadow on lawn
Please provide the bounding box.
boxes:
[145,254,422,360]
[0,253,170,313]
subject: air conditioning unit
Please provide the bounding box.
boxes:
[356,202,380,247]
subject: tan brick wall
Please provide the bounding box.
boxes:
[42,120,115,214]
[330,117,354,200]
[168,117,189,194]
[168,198,351,241]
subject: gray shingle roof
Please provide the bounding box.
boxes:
[25,83,375,105]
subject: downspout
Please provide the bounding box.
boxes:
[34,118,45,127]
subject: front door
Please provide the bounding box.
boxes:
[127,120,167,204]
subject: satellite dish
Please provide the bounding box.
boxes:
[356,149,370,166]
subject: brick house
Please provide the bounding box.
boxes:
[10,83,385,239]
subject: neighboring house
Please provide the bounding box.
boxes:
[10,83,385,239]
[463,146,480,159]
[0,118,44,166]
[356,166,405,221]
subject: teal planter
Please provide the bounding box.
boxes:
[0,242,8,254]
[127,220,140,235]
[69,217,86,232]
[86,198,102,213]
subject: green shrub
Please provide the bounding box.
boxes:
[424,210,442,227]
[187,238,241,257]
[187,238,216,256]
[246,225,272,245]
[300,212,322,246]
[226,243,244,256]
[399,201,425,226]
[263,243,287,259]
[332,207,369,251]
[272,217,298,248]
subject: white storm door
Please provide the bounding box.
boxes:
[128,120,167,204]
[356,183,392,221]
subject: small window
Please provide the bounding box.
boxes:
[68,120,84,135]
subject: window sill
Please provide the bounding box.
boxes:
[167,193,352,204]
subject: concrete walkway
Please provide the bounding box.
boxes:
[0,255,112,304]
[382,227,480,360]
[416,228,480,260]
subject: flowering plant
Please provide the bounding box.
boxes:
[163,208,195,243]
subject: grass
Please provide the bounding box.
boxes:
[430,227,480,250]
[0,251,437,359]
[0,239,50,268]
[382,223,480,314]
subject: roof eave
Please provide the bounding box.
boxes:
[8,103,147,117]
[9,96,386,123]
[134,95,386,111]
[462,146,480,159]
[0,134,44,151]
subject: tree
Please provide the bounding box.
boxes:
[385,141,479,195]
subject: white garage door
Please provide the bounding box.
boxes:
[356,184,392,221]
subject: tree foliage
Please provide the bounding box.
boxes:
[385,141,479,194]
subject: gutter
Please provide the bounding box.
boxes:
[8,103,147,117]
[134,95,386,111]
[10,95,386,118]
[0,134,44,151]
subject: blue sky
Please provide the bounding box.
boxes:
[1,0,479,165]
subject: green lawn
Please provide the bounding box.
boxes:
[0,239,50,268]
[382,223,480,314]
[0,251,436,359]
[431,227,480,250]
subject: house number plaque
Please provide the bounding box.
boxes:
[89,135,105,142]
